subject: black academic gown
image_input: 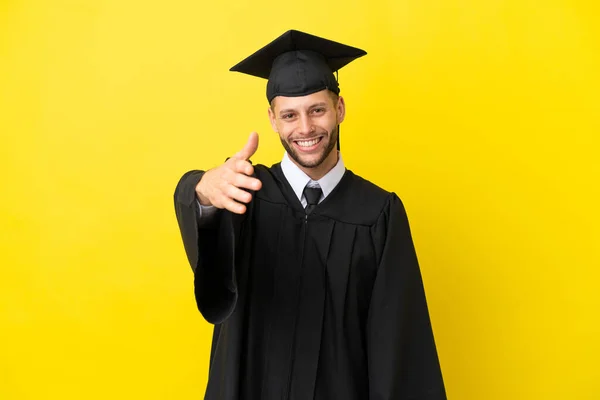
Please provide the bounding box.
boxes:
[174,163,446,400]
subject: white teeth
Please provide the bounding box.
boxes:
[296,138,320,147]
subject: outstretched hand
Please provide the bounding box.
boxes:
[195,132,262,214]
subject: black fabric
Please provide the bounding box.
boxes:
[229,30,366,102]
[173,163,446,400]
[303,186,322,215]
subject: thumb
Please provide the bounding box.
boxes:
[234,132,259,160]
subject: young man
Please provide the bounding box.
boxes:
[174,30,446,400]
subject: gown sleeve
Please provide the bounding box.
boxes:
[173,169,247,325]
[366,194,446,400]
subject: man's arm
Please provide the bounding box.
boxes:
[173,132,262,324]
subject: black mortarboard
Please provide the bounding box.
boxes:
[230,29,366,103]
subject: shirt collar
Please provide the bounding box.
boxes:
[280,151,346,202]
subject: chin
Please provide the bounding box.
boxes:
[291,145,335,169]
[295,155,326,169]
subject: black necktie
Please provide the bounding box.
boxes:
[303,186,322,215]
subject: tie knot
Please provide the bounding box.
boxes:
[303,186,322,207]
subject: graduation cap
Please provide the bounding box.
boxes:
[230,30,367,150]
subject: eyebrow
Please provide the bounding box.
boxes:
[279,102,329,116]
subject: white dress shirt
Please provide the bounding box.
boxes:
[280,151,346,208]
[197,152,346,219]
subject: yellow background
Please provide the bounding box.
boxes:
[1,0,599,399]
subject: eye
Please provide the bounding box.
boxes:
[311,108,325,114]
[281,113,295,120]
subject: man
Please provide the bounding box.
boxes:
[174,30,446,400]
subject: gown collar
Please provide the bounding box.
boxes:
[280,151,346,203]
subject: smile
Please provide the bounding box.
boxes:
[294,137,323,148]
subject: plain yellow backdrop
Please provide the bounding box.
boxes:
[1,0,599,399]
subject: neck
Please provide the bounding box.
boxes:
[293,149,339,181]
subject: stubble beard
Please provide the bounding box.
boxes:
[281,125,339,169]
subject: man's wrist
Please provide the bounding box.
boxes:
[196,177,212,206]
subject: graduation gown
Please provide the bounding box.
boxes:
[174,162,446,400]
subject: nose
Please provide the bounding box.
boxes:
[298,114,313,136]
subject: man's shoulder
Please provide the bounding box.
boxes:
[253,162,280,180]
[345,169,392,199]
[316,169,398,225]
[253,162,278,171]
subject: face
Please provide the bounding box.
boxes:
[268,89,345,170]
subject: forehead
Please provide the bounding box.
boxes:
[272,89,333,111]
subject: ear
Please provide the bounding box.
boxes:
[268,106,278,132]
[337,96,346,124]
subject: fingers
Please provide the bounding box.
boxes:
[221,197,246,215]
[234,159,254,176]
[222,163,261,190]
[233,132,259,161]
[231,172,262,191]
[224,184,253,204]
[209,186,247,214]
[232,160,261,189]
[218,176,260,213]
[208,172,260,214]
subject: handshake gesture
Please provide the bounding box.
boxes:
[195,132,263,215]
